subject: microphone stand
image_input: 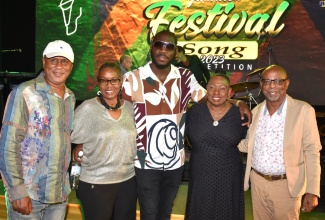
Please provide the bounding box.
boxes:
[255,31,279,100]
[264,33,279,66]
[246,90,259,109]
[0,49,22,53]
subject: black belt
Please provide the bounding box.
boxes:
[253,168,287,181]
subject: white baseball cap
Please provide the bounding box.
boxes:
[43,40,74,63]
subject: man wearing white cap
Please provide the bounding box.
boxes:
[0,40,76,219]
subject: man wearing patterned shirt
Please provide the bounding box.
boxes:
[122,30,251,220]
[238,65,321,219]
[0,40,75,219]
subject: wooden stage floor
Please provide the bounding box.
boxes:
[1,180,325,220]
[0,195,185,220]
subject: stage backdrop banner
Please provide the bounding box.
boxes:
[36,0,325,105]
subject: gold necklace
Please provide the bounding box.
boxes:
[213,113,225,118]
[213,114,224,126]
[209,102,230,126]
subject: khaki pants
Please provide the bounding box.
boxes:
[250,169,302,220]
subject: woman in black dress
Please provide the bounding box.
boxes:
[185,74,247,220]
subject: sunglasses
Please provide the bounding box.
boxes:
[152,41,176,51]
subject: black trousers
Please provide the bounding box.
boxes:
[76,177,137,220]
[135,166,184,220]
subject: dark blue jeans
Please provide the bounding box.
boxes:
[135,166,184,220]
[5,192,67,220]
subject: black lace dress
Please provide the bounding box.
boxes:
[185,103,247,220]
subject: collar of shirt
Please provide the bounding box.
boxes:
[263,95,288,116]
[35,72,73,99]
[145,62,181,84]
[119,63,127,73]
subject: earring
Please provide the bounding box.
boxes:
[119,88,122,99]
[97,91,101,96]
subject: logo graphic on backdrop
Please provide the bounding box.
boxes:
[144,1,289,39]
[143,1,289,73]
[36,0,292,100]
[178,41,258,72]
[59,0,82,36]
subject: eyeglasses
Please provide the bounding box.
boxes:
[97,78,121,85]
[152,41,176,51]
[261,78,287,85]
